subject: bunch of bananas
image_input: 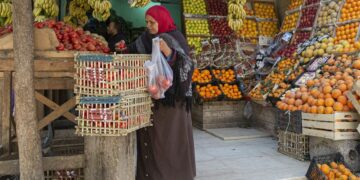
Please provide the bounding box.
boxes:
[0,1,12,26]
[33,0,59,22]
[128,0,150,8]
[88,0,111,21]
[227,0,246,31]
[64,0,91,26]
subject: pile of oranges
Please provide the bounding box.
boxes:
[334,22,360,45]
[192,69,212,84]
[287,0,303,10]
[281,12,300,32]
[196,84,222,100]
[258,21,279,37]
[319,162,359,180]
[340,0,360,22]
[244,6,254,16]
[265,72,287,85]
[276,55,359,114]
[278,58,298,71]
[269,83,290,98]
[254,2,277,19]
[249,84,266,100]
[237,19,258,38]
[220,84,242,99]
[212,69,236,83]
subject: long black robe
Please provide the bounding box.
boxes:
[128,30,196,180]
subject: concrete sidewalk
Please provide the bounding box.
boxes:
[194,128,309,180]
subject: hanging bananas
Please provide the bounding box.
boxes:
[88,0,111,22]
[0,1,12,26]
[227,0,246,31]
[64,0,91,26]
[33,0,59,22]
[128,0,150,8]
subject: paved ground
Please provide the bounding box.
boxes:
[193,128,310,180]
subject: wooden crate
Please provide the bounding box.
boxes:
[302,112,360,140]
[346,91,360,115]
[192,101,249,130]
[278,130,309,161]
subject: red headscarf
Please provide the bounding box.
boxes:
[145,5,177,34]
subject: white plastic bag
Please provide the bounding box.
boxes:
[144,37,174,99]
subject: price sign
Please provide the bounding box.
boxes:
[259,36,274,46]
[281,32,293,42]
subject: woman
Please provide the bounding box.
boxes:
[123,5,196,180]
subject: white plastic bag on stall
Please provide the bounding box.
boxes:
[144,37,174,99]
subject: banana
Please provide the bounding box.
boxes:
[0,4,3,17]
[33,8,42,17]
[227,0,246,31]
[33,0,58,21]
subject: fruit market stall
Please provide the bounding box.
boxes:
[0,0,149,178]
[244,0,360,176]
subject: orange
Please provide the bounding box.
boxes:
[337,96,348,105]
[332,89,342,99]
[334,102,344,112]
[325,98,335,107]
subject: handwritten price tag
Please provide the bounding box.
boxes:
[259,36,274,46]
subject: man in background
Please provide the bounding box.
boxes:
[106,19,127,52]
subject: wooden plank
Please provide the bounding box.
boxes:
[334,122,360,130]
[303,121,359,131]
[34,72,74,78]
[35,91,76,123]
[34,78,74,90]
[0,60,75,72]
[346,92,360,115]
[303,128,360,140]
[0,72,3,78]
[333,132,360,140]
[35,51,76,58]
[0,154,85,175]
[302,120,333,130]
[1,72,11,155]
[303,128,334,139]
[353,80,360,96]
[0,50,76,59]
[302,112,360,122]
[37,96,76,130]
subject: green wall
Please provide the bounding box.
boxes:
[162,3,183,32]
[110,0,183,31]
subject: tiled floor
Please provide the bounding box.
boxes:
[193,128,309,180]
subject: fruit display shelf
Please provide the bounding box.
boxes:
[206,0,227,16]
[298,4,320,30]
[182,0,207,15]
[257,19,279,38]
[184,18,211,35]
[253,1,277,20]
[314,0,344,28]
[287,0,304,12]
[338,0,360,23]
[280,10,301,33]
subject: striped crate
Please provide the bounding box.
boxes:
[74,53,150,96]
[75,93,153,136]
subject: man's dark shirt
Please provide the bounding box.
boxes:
[107,33,126,52]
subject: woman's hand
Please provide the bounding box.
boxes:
[159,39,172,57]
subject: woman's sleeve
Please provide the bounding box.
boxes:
[172,49,194,96]
[126,42,138,53]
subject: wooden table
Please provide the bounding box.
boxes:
[0,50,77,156]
